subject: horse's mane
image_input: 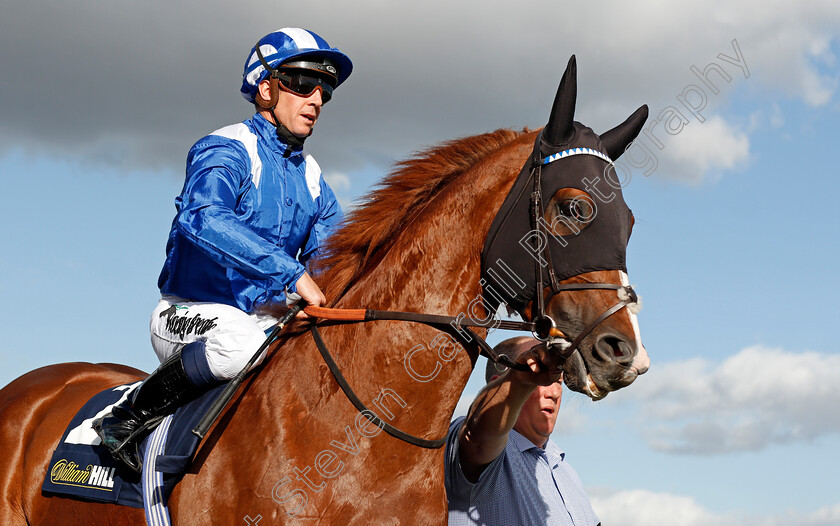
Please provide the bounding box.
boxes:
[314,128,525,301]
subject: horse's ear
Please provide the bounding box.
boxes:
[543,55,577,149]
[601,105,649,160]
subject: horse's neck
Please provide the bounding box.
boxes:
[318,146,525,438]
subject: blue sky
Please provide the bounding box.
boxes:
[2,2,839,524]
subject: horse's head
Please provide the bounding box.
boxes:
[482,56,650,400]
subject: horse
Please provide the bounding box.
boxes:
[0,56,649,525]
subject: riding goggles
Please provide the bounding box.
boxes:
[276,70,335,103]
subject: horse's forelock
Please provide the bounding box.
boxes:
[313,128,525,301]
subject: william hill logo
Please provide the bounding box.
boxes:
[50,459,115,490]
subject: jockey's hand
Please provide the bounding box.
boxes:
[293,272,326,318]
[510,342,564,387]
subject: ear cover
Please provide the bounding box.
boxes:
[600,105,649,160]
[542,56,578,151]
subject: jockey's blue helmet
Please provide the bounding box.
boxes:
[240,28,353,104]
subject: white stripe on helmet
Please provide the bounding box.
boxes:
[245,44,278,87]
[278,27,318,50]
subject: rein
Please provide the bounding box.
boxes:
[310,325,446,448]
[305,304,568,371]
[304,305,536,449]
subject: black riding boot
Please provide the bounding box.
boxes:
[93,349,202,473]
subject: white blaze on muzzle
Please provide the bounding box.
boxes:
[619,271,650,374]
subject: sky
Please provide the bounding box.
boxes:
[2,1,839,524]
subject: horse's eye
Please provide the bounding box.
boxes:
[558,200,586,221]
[543,188,596,237]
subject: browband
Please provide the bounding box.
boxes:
[540,147,613,166]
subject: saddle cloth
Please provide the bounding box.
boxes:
[42,381,225,512]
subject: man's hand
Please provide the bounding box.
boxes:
[293,272,326,318]
[509,342,564,387]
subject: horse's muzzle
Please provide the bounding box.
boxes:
[562,331,649,399]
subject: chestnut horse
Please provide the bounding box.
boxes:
[0,56,649,525]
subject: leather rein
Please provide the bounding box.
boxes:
[304,306,536,449]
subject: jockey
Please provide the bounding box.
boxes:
[94,28,352,473]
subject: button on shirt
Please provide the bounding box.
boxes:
[445,416,600,526]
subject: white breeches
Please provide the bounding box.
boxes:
[149,295,277,380]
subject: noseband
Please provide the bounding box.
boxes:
[525,142,639,363]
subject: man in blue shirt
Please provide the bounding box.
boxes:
[94,28,352,473]
[445,336,601,525]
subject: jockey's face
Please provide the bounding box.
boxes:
[258,78,323,138]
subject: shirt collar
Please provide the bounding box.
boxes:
[251,113,303,157]
[510,428,566,464]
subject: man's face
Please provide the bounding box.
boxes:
[273,86,323,137]
[258,77,324,138]
[514,374,563,448]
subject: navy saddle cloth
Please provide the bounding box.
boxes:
[42,381,225,507]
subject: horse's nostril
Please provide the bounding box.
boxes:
[595,335,634,364]
[605,336,624,357]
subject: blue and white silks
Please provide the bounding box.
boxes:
[157,113,343,313]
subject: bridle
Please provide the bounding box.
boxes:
[525,138,640,364]
[301,137,642,450]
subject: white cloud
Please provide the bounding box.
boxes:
[750,103,786,131]
[590,488,725,526]
[323,171,354,211]
[613,346,840,454]
[770,103,785,129]
[655,115,751,183]
[590,488,840,526]
[323,172,351,192]
[1,1,839,183]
